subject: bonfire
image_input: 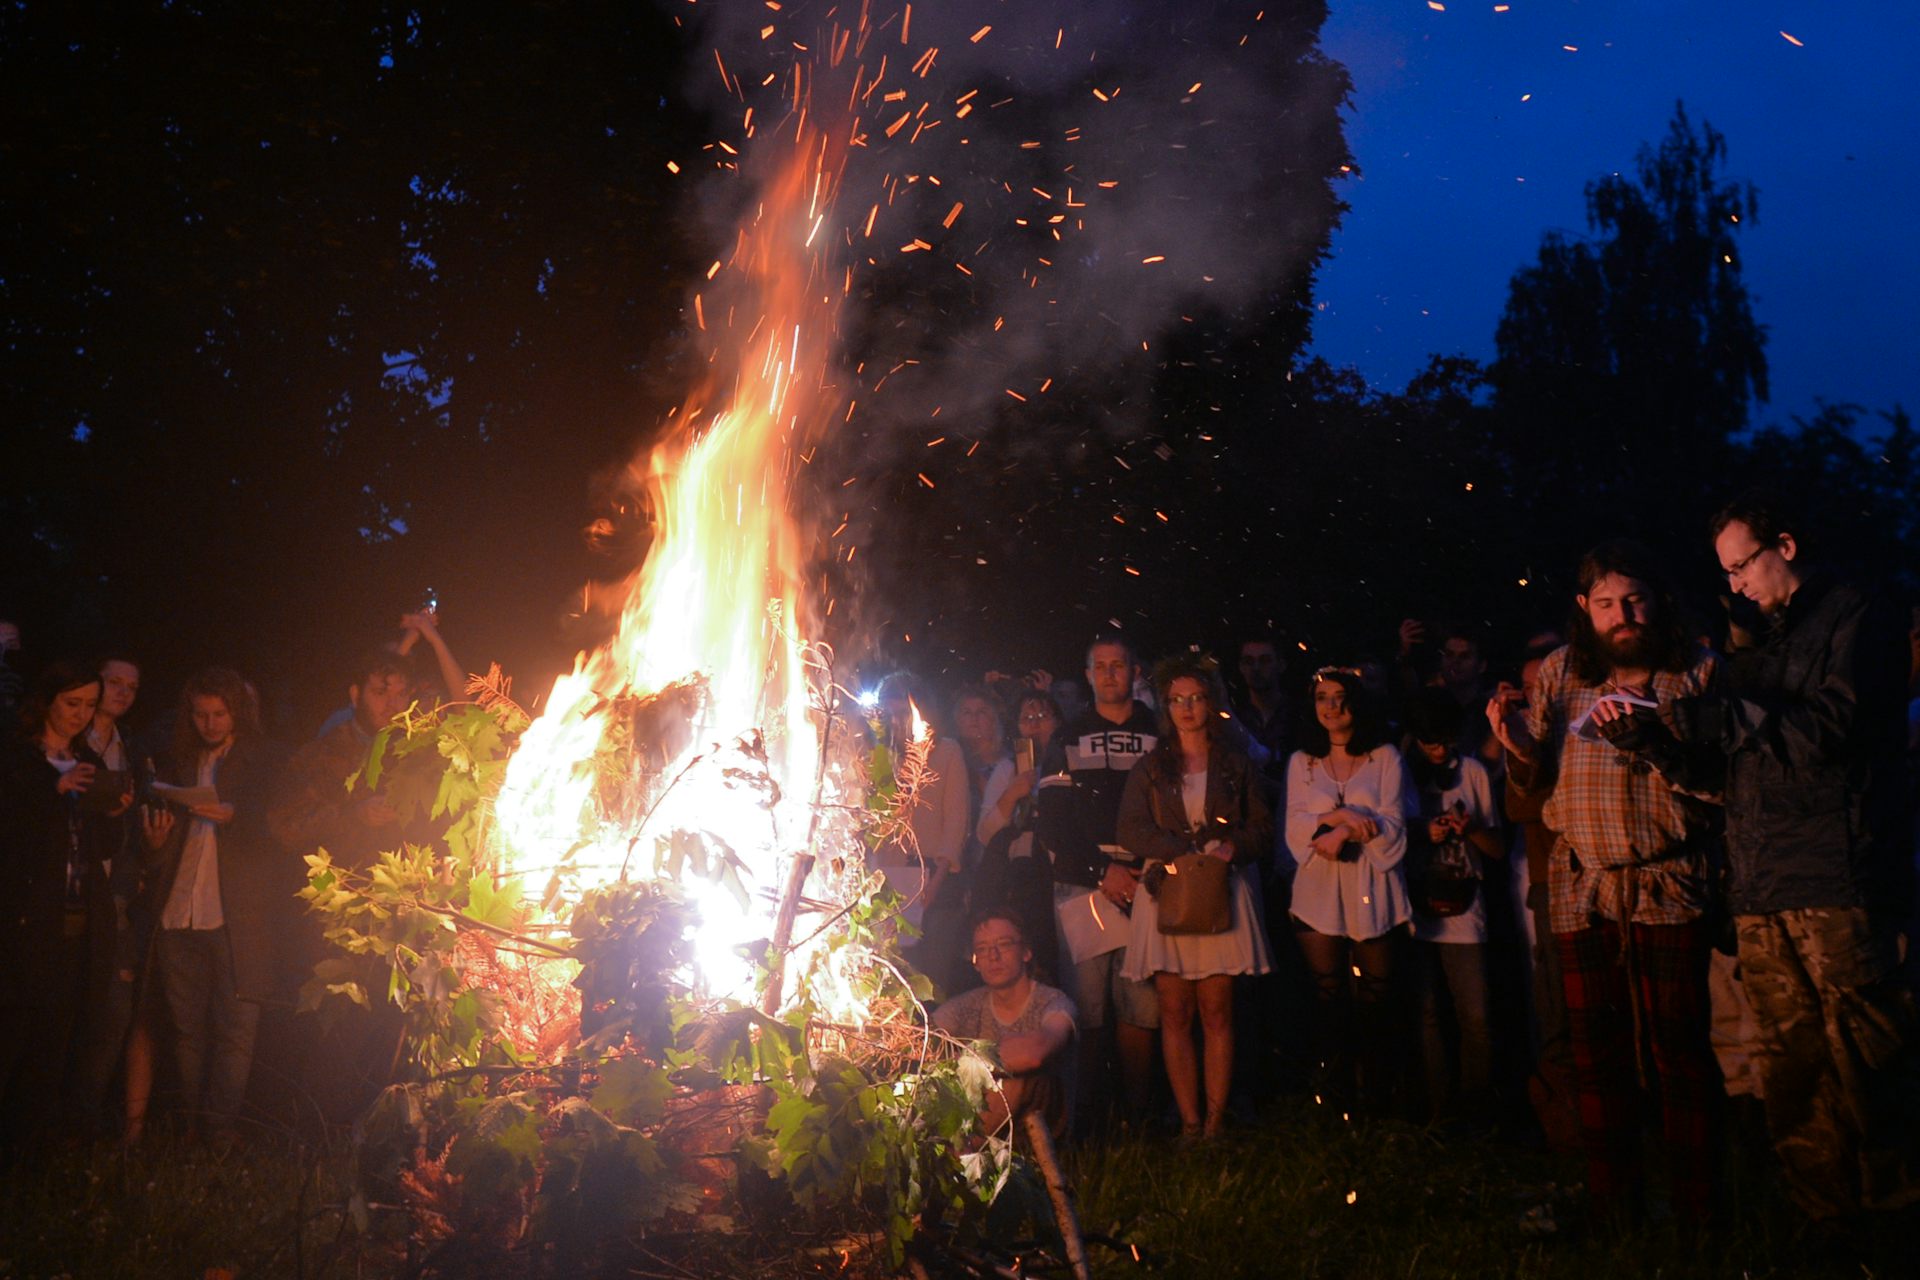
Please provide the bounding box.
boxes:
[296,4,1056,1273]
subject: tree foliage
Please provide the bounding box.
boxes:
[1489,104,1768,560]
[3,15,1908,713]
[1,2,708,710]
[0,0,1366,712]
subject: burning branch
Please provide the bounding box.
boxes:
[761,639,844,1015]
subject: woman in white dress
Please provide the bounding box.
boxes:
[1117,655,1274,1138]
[1284,667,1410,1113]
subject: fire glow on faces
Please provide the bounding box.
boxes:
[1715,520,1799,614]
[1313,681,1353,736]
[1165,676,1212,735]
[99,661,140,721]
[190,694,234,750]
[969,921,1030,992]
[1087,644,1136,710]
[1578,573,1657,668]
[354,672,412,732]
[47,683,101,744]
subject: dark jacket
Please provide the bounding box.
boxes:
[1034,702,1159,888]
[1721,572,1914,918]
[270,718,385,871]
[0,740,113,1013]
[146,735,292,1002]
[1115,743,1274,869]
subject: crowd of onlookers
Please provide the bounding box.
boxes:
[893,489,1920,1231]
[0,610,463,1153]
[2,487,1917,1236]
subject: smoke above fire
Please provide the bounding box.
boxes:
[495,2,1345,1003]
[680,0,1345,452]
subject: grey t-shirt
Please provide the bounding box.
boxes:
[934,981,1077,1056]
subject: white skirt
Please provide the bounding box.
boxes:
[1121,864,1274,981]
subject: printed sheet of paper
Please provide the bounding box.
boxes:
[1569,692,1661,744]
[1056,890,1129,964]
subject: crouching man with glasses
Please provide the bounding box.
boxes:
[933,910,1079,1140]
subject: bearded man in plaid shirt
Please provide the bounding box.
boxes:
[1488,540,1726,1229]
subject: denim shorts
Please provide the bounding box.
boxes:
[1060,943,1160,1031]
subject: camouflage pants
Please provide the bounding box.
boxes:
[1736,908,1920,1218]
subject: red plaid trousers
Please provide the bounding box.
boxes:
[1556,918,1720,1223]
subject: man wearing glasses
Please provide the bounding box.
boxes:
[933,911,1078,1138]
[1708,491,1918,1219]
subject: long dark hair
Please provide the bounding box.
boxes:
[1566,539,1691,685]
[1296,667,1390,760]
[18,659,102,743]
[170,666,260,764]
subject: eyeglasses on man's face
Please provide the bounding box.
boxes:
[1723,541,1774,583]
[971,938,1024,962]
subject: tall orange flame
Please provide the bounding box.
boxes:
[496,52,859,1003]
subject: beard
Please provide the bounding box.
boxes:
[1597,623,1658,668]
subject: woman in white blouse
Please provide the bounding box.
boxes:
[1284,667,1410,1112]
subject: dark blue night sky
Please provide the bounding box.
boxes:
[1312,1,1919,427]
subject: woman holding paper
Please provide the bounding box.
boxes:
[1284,666,1411,1114]
[1116,654,1273,1140]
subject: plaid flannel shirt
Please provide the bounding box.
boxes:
[1512,645,1719,934]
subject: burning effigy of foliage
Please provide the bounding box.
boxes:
[297,650,1019,1272]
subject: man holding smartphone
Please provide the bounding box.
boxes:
[1706,491,1918,1219]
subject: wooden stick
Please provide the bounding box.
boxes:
[1022,1110,1092,1280]
[760,850,815,1016]
[760,649,840,1017]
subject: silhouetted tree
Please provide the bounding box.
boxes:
[1728,404,1920,591]
[2,3,706,717]
[1490,104,1767,563]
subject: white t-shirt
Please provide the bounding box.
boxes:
[161,750,226,931]
[1407,755,1500,944]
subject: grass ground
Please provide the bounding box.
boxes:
[1066,1098,1912,1279]
[1,1101,1911,1278]
[0,1134,361,1279]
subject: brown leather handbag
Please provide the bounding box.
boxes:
[1155,852,1233,935]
